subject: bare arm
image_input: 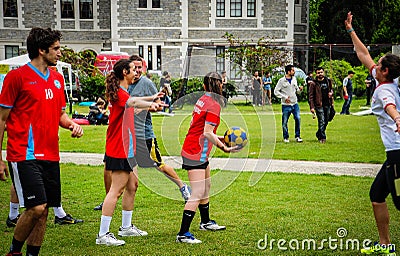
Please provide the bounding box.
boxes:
[0,107,10,180]
[345,12,375,70]
[126,92,167,111]
[60,111,83,138]
[386,105,400,133]
[203,123,237,153]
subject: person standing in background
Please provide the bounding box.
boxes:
[340,70,355,115]
[262,72,272,105]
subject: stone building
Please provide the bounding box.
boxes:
[0,0,309,77]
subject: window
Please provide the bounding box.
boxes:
[139,0,160,8]
[61,0,74,19]
[247,0,255,17]
[295,0,300,4]
[139,0,146,8]
[3,0,17,17]
[147,46,153,70]
[5,45,19,59]
[152,0,160,8]
[156,45,161,70]
[79,0,93,19]
[216,46,225,74]
[216,0,225,17]
[230,0,242,17]
[139,45,144,58]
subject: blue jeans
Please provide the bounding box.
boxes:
[281,103,301,139]
[315,106,330,140]
[341,93,353,114]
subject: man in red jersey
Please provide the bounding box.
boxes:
[0,27,83,256]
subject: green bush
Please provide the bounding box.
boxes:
[79,74,106,101]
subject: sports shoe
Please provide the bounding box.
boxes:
[94,202,103,211]
[283,138,289,143]
[180,183,191,202]
[6,214,20,228]
[96,232,125,246]
[176,231,202,244]
[295,137,303,143]
[118,224,148,237]
[361,242,396,255]
[54,214,84,225]
[199,220,226,231]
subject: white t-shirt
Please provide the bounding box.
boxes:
[371,69,400,151]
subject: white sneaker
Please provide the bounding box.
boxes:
[199,220,226,231]
[295,137,303,143]
[118,224,148,237]
[180,183,191,202]
[96,232,125,246]
[283,138,290,143]
[176,231,202,244]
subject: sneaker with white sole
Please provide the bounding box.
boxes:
[118,224,148,237]
[176,231,202,244]
[180,183,191,202]
[295,137,303,143]
[283,138,289,143]
[199,220,226,231]
[96,232,125,246]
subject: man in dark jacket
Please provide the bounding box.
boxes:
[309,67,334,143]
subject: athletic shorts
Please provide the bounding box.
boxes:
[135,138,163,168]
[182,157,209,170]
[9,160,61,208]
[104,155,137,172]
[370,149,400,210]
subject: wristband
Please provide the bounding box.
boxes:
[347,28,354,33]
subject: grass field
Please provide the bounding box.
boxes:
[1,165,399,255]
[1,98,392,255]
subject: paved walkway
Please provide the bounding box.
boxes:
[59,152,381,178]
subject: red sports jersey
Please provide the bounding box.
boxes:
[0,63,66,161]
[181,93,221,162]
[105,87,136,158]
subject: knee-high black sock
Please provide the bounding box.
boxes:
[9,236,24,253]
[178,210,195,235]
[199,202,210,224]
[26,244,41,256]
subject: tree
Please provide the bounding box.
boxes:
[222,32,291,76]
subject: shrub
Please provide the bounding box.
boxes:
[79,74,106,101]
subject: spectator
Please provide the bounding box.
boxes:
[340,70,355,115]
[262,71,272,105]
[274,64,304,143]
[252,71,262,106]
[308,67,334,143]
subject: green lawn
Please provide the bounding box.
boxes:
[1,165,398,255]
[58,98,385,163]
[0,98,391,255]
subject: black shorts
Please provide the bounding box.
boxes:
[135,138,161,168]
[104,155,137,172]
[370,150,400,210]
[182,157,209,170]
[9,160,61,208]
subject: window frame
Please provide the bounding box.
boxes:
[216,0,225,17]
[5,45,19,59]
[216,46,225,74]
[247,0,255,17]
[138,0,161,9]
[79,0,93,19]
[3,0,18,17]
[61,0,75,19]
[230,0,242,17]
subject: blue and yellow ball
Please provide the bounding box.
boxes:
[224,127,248,149]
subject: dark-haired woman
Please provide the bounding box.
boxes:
[176,72,238,244]
[96,59,164,246]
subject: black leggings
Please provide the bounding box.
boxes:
[370,150,400,210]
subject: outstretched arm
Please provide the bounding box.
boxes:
[345,12,375,71]
[126,92,167,111]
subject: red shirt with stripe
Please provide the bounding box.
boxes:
[106,87,136,158]
[181,93,221,162]
[0,63,66,161]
